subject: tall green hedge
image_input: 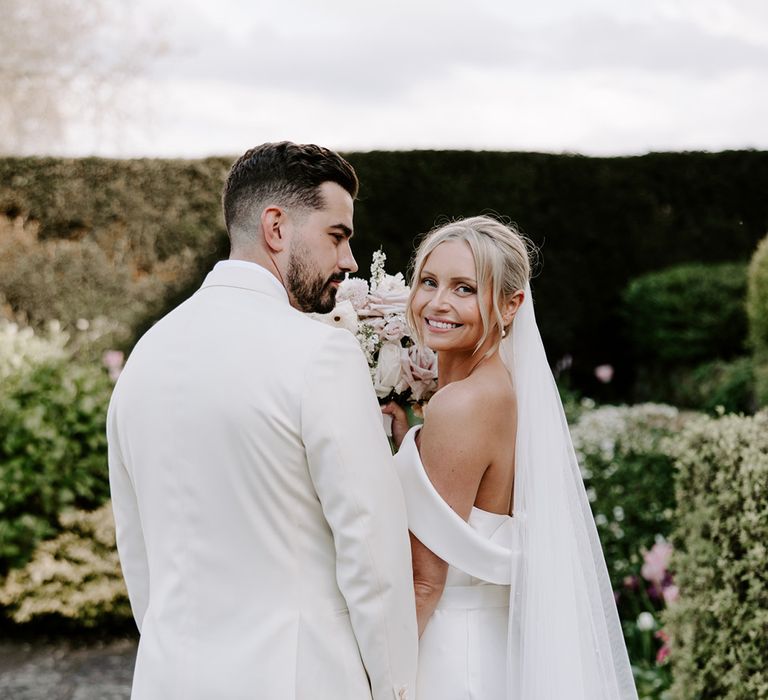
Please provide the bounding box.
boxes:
[665,411,768,700]
[3,151,768,397]
[748,235,768,406]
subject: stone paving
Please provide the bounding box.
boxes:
[0,637,137,700]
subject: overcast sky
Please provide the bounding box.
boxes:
[66,0,768,157]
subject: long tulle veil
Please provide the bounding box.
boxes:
[500,283,638,699]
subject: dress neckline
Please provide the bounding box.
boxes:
[471,505,513,520]
[409,425,514,520]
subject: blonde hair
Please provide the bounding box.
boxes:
[407,215,532,355]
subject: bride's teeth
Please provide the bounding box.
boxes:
[428,319,460,329]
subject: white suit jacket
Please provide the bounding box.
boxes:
[107,262,418,700]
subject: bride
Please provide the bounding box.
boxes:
[383,216,638,700]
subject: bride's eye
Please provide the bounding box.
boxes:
[457,284,475,294]
[421,277,437,288]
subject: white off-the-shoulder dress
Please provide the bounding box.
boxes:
[394,425,522,700]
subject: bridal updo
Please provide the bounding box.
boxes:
[407,215,532,353]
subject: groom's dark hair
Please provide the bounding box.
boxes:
[222,141,359,236]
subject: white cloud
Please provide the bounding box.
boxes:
[49,0,768,156]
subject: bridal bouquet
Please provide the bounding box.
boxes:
[311,251,438,409]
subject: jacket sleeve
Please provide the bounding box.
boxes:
[301,329,418,700]
[107,394,150,632]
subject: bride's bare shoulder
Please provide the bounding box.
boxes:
[425,371,512,437]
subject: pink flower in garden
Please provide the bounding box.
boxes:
[623,575,639,591]
[655,630,671,664]
[594,364,614,383]
[102,350,124,382]
[662,584,679,605]
[641,541,674,588]
[396,345,438,401]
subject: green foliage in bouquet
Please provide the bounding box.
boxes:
[570,403,691,589]
[664,411,768,700]
[623,262,748,368]
[747,235,768,407]
[0,360,113,574]
[0,503,131,627]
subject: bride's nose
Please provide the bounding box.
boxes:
[429,286,452,310]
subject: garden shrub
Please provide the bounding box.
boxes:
[623,262,748,368]
[571,403,691,588]
[0,213,196,343]
[673,356,755,414]
[0,359,113,574]
[747,234,768,406]
[571,403,694,697]
[664,411,768,700]
[0,502,130,627]
[0,319,68,381]
[671,356,755,414]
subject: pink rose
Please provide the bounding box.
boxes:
[382,315,408,343]
[396,345,438,401]
[641,541,673,588]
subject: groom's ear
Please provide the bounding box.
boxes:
[261,206,286,253]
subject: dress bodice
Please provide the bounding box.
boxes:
[393,425,521,586]
[446,508,517,586]
[396,426,521,700]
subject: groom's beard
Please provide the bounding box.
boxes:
[286,241,344,313]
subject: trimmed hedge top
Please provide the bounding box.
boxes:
[3,150,767,397]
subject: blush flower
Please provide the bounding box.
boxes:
[641,541,673,588]
[102,350,124,382]
[662,584,679,605]
[373,342,404,399]
[337,278,369,311]
[397,345,438,402]
[382,315,408,343]
[594,364,614,384]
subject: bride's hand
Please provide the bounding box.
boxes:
[381,401,409,451]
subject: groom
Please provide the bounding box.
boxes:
[107,142,418,700]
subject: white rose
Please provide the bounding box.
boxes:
[373,342,403,399]
[309,300,359,335]
[337,277,369,311]
[374,272,407,295]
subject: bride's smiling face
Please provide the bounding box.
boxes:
[410,240,488,353]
